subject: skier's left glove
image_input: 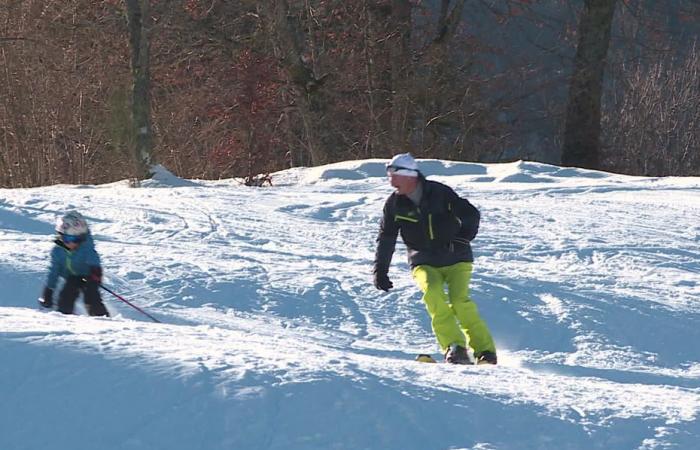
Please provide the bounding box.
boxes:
[373,271,393,292]
[89,266,102,284]
[38,287,53,308]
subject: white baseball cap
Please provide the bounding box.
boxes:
[386,153,419,177]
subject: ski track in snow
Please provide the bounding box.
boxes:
[2,160,700,449]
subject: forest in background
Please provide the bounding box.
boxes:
[1,0,699,187]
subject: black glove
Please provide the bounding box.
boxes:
[89,266,102,284]
[38,287,53,308]
[373,271,393,292]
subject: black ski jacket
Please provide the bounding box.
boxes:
[374,177,480,274]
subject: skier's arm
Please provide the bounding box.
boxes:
[447,188,480,242]
[45,247,63,290]
[374,199,399,276]
[82,234,102,283]
[84,233,101,267]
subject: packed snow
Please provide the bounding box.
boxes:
[1,159,699,450]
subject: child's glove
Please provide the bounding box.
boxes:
[38,287,53,308]
[89,266,102,284]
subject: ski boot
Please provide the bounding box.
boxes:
[444,344,472,365]
[475,351,497,365]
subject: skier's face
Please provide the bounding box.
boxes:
[389,173,419,196]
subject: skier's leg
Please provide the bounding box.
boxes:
[445,262,496,356]
[82,281,110,317]
[57,277,81,314]
[412,265,465,351]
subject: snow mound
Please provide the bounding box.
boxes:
[142,164,203,188]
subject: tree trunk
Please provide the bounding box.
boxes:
[125,0,153,179]
[561,0,617,170]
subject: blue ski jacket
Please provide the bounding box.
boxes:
[46,233,101,289]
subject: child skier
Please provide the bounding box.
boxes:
[38,211,110,317]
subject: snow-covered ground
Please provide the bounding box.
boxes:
[1,159,699,450]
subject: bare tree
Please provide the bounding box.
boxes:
[603,42,700,176]
[0,0,132,187]
[10,0,700,185]
[388,0,412,151]
[260,0,331,166]
[561,0,617,169]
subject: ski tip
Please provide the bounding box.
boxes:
[415,354,438,363]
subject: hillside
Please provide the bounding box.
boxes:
[1,160,699,450]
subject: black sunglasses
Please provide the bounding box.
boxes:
[386,165,417,174]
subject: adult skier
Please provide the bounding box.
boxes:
[373,153,497,364]
[38,211,110,317]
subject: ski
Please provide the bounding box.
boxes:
[415,354,497,365]
[415,354,438,363]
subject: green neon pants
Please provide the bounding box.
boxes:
[412,262,496,355]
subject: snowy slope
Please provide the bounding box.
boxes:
[1,160,699,450]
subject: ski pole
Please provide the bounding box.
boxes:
[99,284,161,323]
